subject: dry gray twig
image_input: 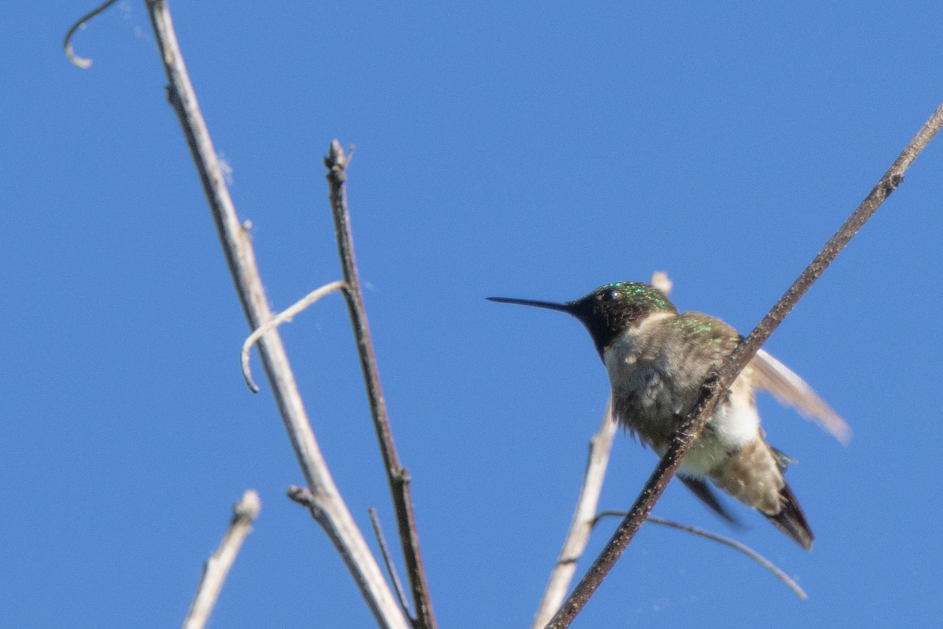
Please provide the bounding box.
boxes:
[325,141,437,629]
[143,3,409,628]
[545,100,943,628]
[181,490,262,629]
[531,400,617,629]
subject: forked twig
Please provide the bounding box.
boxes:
[143,2,408,628]
[545,101,943,628]
[531,400,617,629]
[593,511,807,600]
[241,280,347,392]
[182,490,262,629]
[63,0,119,68]
[325,141,437,629]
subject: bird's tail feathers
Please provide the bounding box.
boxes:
[764,481,814,551]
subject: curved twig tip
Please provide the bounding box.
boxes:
[241,280,347,392]
[63,0,120,68]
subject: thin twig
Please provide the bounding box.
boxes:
[63,0,120,68]
[369,507,413,620]
[143,3,409,628]
[325,141,437,629]
[545,101,943,629]
[181,490,262,629]
[531,400,617,629]
[592,511,807,600]
[241,280,347,392]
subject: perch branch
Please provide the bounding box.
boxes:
[143,3,409,628]
[63,0,119,68]
[325,141,437,629]
[241,280,347,392]
[544,100,943,629]
[531,399,617,629]
[181,490,262,629]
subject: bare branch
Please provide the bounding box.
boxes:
[369,507,413,620]
[593,512,807,600]
[241,280,347,392]
[181,490,262,629]
[545,100,943,628]
[531,400,617,629]
[143,3,409,628]
[325,141,437,629]
[63,0,119,68]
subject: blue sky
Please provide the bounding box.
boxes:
[3,1,943,627]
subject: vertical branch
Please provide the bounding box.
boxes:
[531,400,617,629]
[325,142,437,629]
[544,100,943,629]
[182,491,261,629]
[143,3,408,628]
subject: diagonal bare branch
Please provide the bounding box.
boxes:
[545,99,943,628]
[325,141,437,629]
[182,490,262,629]
[143,3,409,628]
[533,273,810,621]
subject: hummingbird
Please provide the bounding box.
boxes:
[488,281,850,550]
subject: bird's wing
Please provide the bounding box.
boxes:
[750,349,852,445]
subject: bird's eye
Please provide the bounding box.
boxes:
[603,289,621,301]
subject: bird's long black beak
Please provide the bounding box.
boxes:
[486,296,576,314]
